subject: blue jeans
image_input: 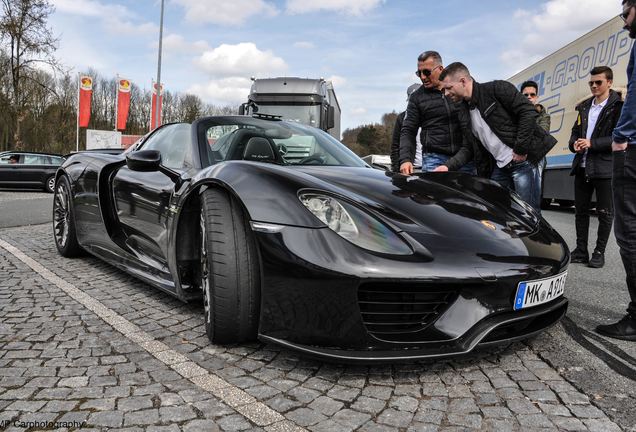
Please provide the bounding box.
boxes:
[491,160,541,214]
[422,152,475,174]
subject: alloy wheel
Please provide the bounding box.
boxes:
[53,183,70,248]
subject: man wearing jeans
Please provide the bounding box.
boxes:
[434,62,556,214]
[596,0,636,340]
[399,51,472,174]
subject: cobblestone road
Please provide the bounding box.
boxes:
[0,224,630,431]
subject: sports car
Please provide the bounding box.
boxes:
[53,115,569,362]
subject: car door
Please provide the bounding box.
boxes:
[22,154,50,186]
[0,153,23,186]
[112,123,192,271]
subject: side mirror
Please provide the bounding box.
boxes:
[327,106,335,129]
[126,149,181,184]
[126,150,161,172]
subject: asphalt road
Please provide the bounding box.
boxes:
[0,190,634,429]
[0,190,53,228]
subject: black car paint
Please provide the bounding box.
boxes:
[0,151,63,191]
[55,117,570,361]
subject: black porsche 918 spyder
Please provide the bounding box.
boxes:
[52,115,569,362]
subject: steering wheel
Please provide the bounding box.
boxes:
[297,154,325,165]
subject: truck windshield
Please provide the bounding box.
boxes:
[253,105,321,129]
[200,117,367,168]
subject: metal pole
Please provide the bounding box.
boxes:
[76,72,80,152]
[154,0,164,130]
[114,74,119,131]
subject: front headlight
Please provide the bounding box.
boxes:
[299,193,412,255]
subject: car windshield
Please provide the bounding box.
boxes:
[200,117,367,168]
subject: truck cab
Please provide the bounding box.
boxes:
[239,77,341,140]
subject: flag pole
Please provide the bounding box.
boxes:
[76,72,80,152]
[114,74,119,131]
[154,0,165,130]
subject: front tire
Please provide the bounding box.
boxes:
[200,188,260,344]
[53,175,83,257]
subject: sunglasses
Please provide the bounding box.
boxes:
[620,6,632,21]
[588,80,605,87]
[415,66,441,78]
[523,92,537,98]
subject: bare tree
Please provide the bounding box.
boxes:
[0,0,58,148]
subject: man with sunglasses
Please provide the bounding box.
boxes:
[568,66,622,270]
[434,62,556,214]
[399,51,470,174]
[521,80,551,187]
[595,0,636,341]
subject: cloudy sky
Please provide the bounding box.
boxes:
[50,0,620,134]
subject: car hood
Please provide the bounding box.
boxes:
[293,166,539,240]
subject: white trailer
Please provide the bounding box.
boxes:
[508,16,633,204]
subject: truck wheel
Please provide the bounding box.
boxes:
[199,188,260,344]
[53,175,84,257]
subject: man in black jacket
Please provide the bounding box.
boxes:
[391,84,421,172]
[399,51,470,174]
[569,66,623,268]
[434,62,557,213]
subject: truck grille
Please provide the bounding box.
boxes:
[358,283,458,342]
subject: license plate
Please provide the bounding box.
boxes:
[514,272,567,310]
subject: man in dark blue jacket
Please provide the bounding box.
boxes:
[434,62,556,213]
[596,0,636,341]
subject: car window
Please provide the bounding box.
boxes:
[50,156,64,165]
[200,118,366,168]
[23,154,49,165]
[138,124,191,169]
[0,154,21,164]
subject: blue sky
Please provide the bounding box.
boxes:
[50,0,619,133]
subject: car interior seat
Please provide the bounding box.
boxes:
[242,137,278,163]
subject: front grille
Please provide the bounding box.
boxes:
[358,283,458,342]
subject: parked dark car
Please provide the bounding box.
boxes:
[0,151,65,193]
[52,115,569,362]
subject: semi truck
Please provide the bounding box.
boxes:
[239,77,341,140]
[508,16,633,205]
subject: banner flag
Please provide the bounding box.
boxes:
[78,76,93,128]
[116,78,132,131]
[150,81,163,130]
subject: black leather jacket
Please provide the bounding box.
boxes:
[445,80,557,177]
[569,90,623,179]
[390,111,405,172]
[399,86,463,165]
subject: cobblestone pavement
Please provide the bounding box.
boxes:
[0,224,630,431]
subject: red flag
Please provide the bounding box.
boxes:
[116,78,131,131]
[150,81,163,130]
[78,76,93,128]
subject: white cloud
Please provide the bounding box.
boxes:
[173,0,278,25]
[188,77,252,105]
[194,42,287,78]
[327,75,347,88]
[160,34,210,54]
[500,0,617,70]
[293,41,315,49]
[350,107,367,116]
[286,0,382,15]
[52,0,156,36]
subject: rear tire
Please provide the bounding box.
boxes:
[200,188,260,344]
[45,175,55,193]
[53,175,83,257]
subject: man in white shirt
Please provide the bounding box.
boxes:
[568,66,623,269]
[434,62,556,214]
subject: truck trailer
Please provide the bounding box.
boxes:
[239,77,341,140]
[508,16,633,205]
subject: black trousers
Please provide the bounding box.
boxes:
[574,167,613,254]
[613,148,636,318]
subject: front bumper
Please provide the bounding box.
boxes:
[254,222,569,362]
